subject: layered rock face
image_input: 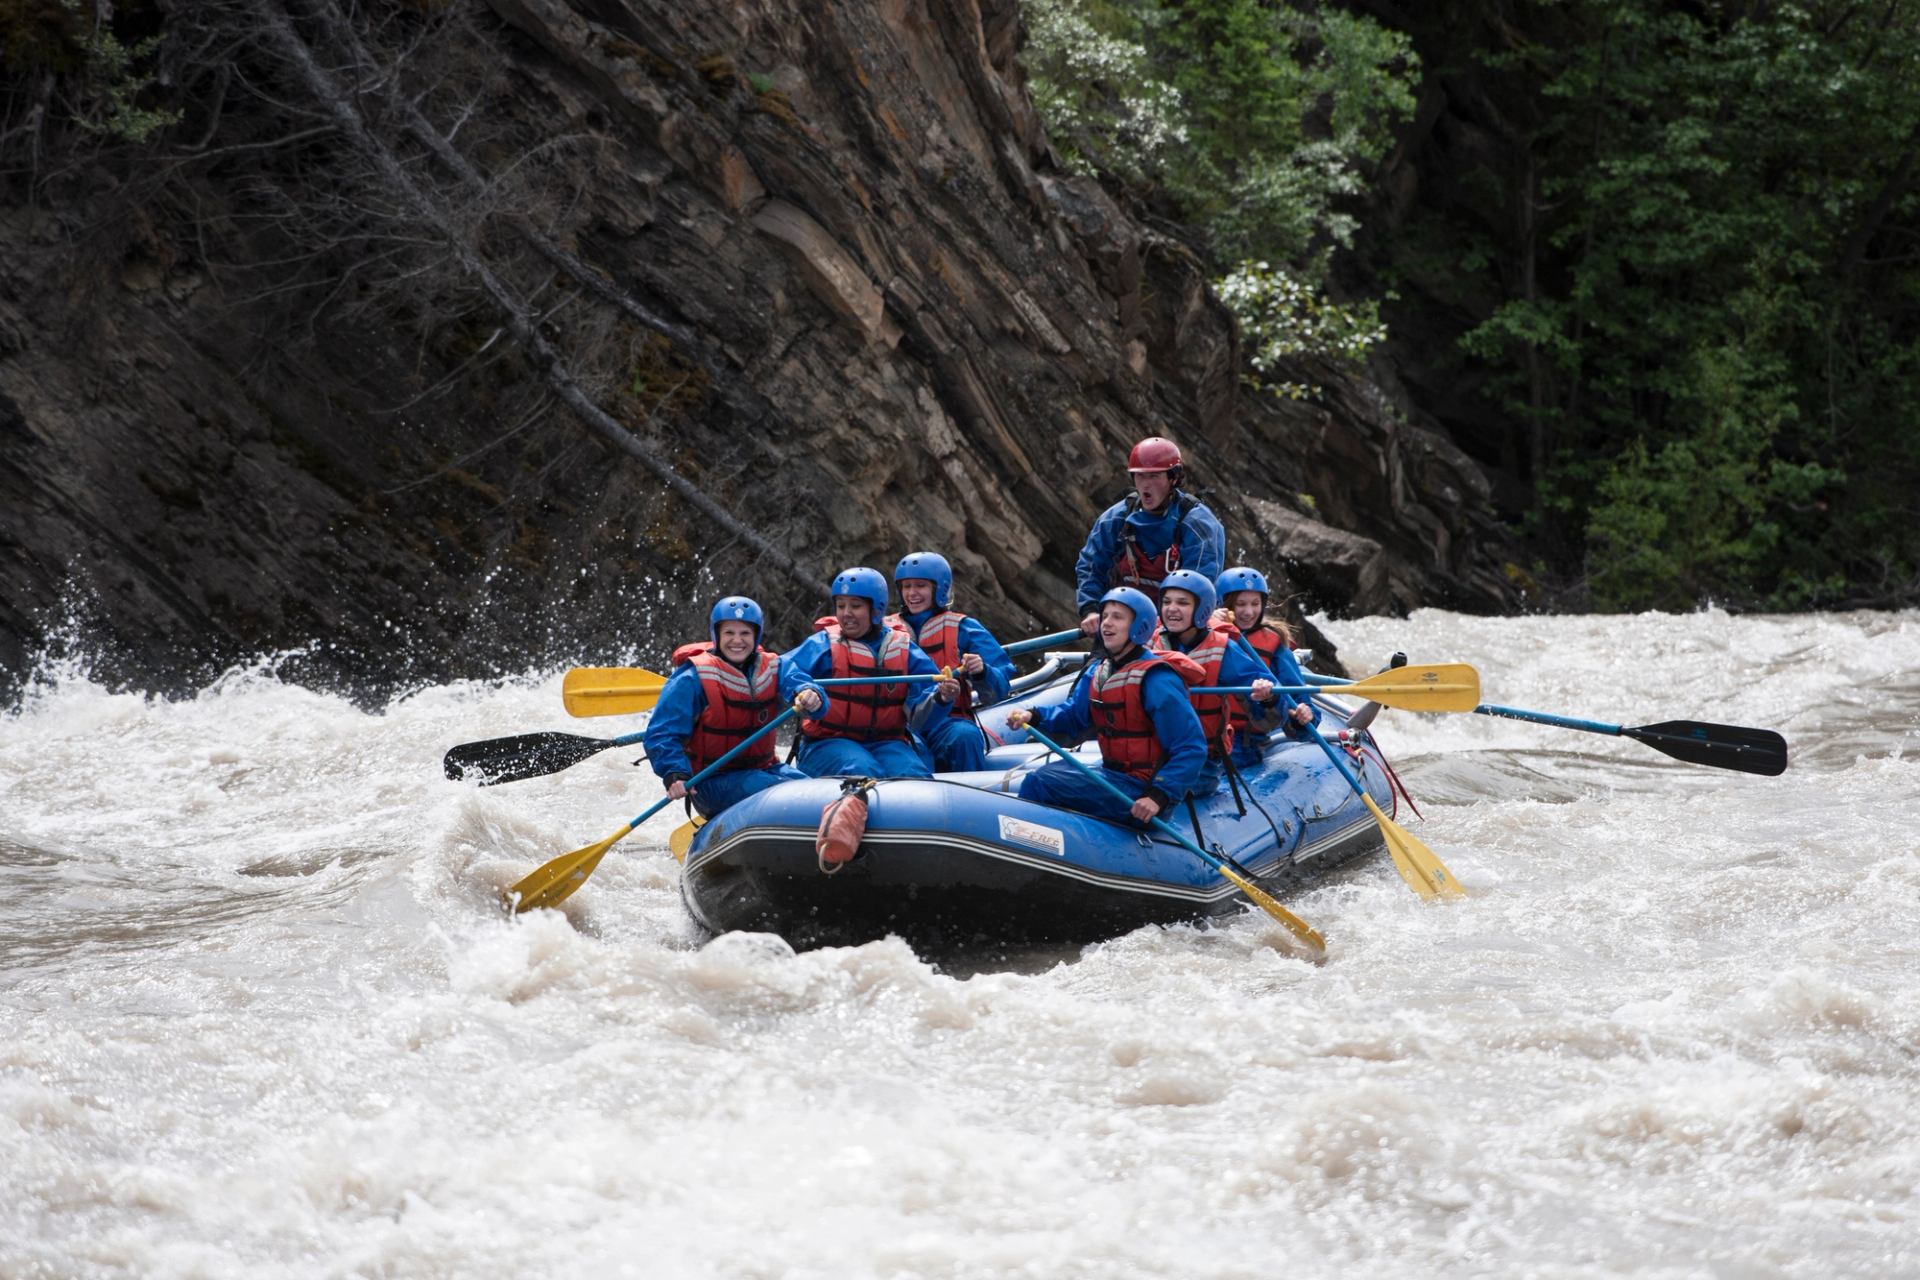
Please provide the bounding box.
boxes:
[0,0,1521,700]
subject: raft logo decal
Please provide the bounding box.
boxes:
[998,815,1065,856]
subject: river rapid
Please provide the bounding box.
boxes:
[2,608,1916,1278]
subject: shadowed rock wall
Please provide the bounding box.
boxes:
[0,0,1521,700]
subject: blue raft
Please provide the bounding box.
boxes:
[678,653,1396,950]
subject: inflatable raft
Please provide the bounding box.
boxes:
[678,653,1394,949]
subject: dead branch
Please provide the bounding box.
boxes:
[257,0,825,597]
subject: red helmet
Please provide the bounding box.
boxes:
[1126,436,1183,475]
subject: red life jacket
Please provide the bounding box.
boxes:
[1109,495,1191,605]
[1088,646,1206,782]
[670,642,782,773]
[1229,625,1288,737]
[1150,622,1239,759]
[886,610,972,716]
[801,624,914,742]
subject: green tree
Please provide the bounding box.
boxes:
[1019,0,1420,390]
[1414,0,1920,608]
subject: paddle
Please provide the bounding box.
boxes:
[504,704,800,913]
[1003,628,1086,656]
[668,817,703,862]
[1186,662,1481,713]
[1229,636,1466,900]
[1021,727,1325,959]
[1475,704,1788,775]
[1296,673,1788,776]
[443,728,647,785]
[562,667,957,717]
[814,671,951,687]
[562,667,668,717]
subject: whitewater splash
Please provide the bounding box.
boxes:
[2,609,1917,1277]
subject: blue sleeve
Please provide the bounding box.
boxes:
[1218,641,1275,722]
[1075,503,1125,612]
[1181,501,1226,585]
[902,641,940,714]
[958,617,1014,706]
[1140,666,1207,802]
[641,664,705,781]
[1267,645,1319,730]
[776,654,829,721]
[780,631,834,680]
[1029,666,1094,744]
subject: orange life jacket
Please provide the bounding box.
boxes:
[669,642,782,773]
[801,623,914,742]
[1151,622,1238,760]
[886,610,972,716]
[1087,647,1206,782]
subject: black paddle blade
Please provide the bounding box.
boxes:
[1622,720,1788,776]
[442,732,615,785]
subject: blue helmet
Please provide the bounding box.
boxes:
[1158,569,1217,620]
[829,566,890,620]
[1097,586,1159,648]
[709,595,764,646]
[1215,566,1270,604]
[893,551,953,609]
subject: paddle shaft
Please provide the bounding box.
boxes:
[1228,636,1461,898]
[616,706,800,834]
[1306,669,1709,735]
[1225,636,1373,803]
[1020,728,1224,866]
[443,727,647,784]
[814,672,949,687]
[1302,672,1786,775]
[1021,726,1324,954]
[1004,628,1085,656]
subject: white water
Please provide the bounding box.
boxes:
[3,609,1917,1278]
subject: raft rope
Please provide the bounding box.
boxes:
[1332,726,1422,822]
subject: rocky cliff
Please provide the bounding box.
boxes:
[0,0,1523,702]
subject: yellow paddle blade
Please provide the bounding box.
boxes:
[668,816,704,864]
[1217,864,1327,960]
[503,825,629,913]
[1363,793,1464,900]
[562,667,668,718]
[1340,663,1482,713]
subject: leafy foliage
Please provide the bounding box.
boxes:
[1,0,178,142]
[1020,0,1418,391]
[1418,0,1920,610]
[1215,260,1387,399]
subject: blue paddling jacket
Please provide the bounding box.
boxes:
[1075,492,1226,613]
[644,653,827,783]
[891,607,1015,713]
[781,624,947,737]
[1026,651,1208,811]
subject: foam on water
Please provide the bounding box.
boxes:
[3,611,1918,1277]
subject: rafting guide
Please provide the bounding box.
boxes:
[1074,436,1226,633]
